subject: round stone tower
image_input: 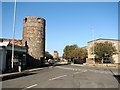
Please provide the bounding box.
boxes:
[22,16,45,67]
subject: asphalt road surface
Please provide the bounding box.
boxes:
[2,64,120,89]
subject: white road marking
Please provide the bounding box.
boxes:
[83,70,87,72]
[74,72,79,74]
[57,66,113,74]
[49,75,67,81]
[22,84,37,90]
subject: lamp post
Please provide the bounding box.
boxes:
[11,0,17,70]
[92,27,95,64]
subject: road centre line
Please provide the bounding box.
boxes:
[22,84,38,90]
[49,75,67,81]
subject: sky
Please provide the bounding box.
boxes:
[2,2,118,56]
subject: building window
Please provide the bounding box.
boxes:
[113,57,117,61]
[25,41,27,47]
[112,42,116,46]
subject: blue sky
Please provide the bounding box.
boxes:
[2,2,118,56]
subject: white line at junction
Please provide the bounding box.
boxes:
[22,84,38,90]
[74,72,79,74]
[49,75,67,81]
[83,70,87,72]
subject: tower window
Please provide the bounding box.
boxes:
[25,41,27,47]
[37,18,41,23]
[25,18,27,23]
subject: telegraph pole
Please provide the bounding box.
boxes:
[92,27,95,64]
[11,0,17,70]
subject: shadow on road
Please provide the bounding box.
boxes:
[2,72,37,81]
[113,75,120,83]
[54,63,69,66]
[2,63,68,81]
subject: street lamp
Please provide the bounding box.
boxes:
[91,27,95,64]
[11,0,17,70]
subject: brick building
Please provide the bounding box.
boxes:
[1,38,22,46]
[0,39,27,72]
[53,51,59,59]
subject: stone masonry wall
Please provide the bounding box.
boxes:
[22,16,45,67]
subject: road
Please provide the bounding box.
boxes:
[2,64,120,89]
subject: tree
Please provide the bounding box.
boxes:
[54,56,60,60]
[63,44,78,60]
[45,51,53,60]
[63,44,88,63]
[91,42,116,63]
[71,48,88,63]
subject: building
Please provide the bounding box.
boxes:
[53,51,59,59]
[1,38,22,46]
[0,39,27,72]
[22,16,46,67]
[86,38,120,64]
[1,16,46,71]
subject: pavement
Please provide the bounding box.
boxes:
[1,64,120,89]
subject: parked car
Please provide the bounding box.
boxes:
[48,59,55,65]
[74,58,84,64]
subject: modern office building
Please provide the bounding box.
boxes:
[86,38,120,64]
